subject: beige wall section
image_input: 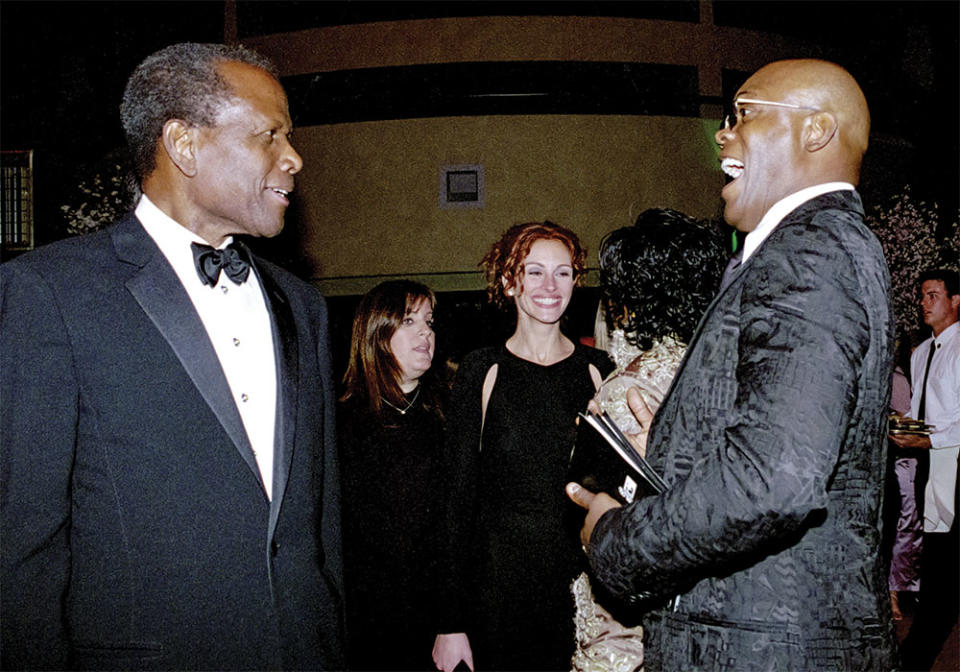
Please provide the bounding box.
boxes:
[297,114,723,295]
[243,11,810,294]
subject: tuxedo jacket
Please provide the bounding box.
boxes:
[588,191,898,670]
[1,214,344,670]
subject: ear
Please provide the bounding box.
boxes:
[160,119,199,177]
[802,112,838,152]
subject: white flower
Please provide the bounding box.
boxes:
[866,186,959,340]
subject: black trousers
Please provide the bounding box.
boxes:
[898,522,959,670]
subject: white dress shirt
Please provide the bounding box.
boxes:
[741,182,855,262]
[136,195,277,499]
[909,320,960,533]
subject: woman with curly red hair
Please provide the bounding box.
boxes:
[433,222,614,671]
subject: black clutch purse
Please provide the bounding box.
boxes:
[568,410,666,504]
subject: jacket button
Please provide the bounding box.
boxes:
[271,540,280,557]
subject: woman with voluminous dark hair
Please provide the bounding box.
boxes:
[338,279,446,671]
[573,208,726,671]
[598,207,727,352]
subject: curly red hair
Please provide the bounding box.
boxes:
[480,221,587,309]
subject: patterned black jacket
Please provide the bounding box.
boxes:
[588,191,898,671]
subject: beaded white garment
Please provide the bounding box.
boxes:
[571,573,644,672]
[572,332,686,672]
[596,332,686,435]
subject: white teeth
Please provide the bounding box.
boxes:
[721,158,744,179]
[272,188,290,196]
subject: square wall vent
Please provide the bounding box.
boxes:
[439,164,484,209]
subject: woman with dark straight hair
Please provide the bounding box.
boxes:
[339,279,446,671]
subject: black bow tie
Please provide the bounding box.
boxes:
[191,242,251,287]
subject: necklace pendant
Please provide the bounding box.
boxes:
[383,385,421,415]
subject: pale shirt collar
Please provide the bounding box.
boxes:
[934,320,958,344]
[741,182,855,262]
[135,194,235,280]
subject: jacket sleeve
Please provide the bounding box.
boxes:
[588,210,887,604]
[436,349,494,634]
[1,262,75,669]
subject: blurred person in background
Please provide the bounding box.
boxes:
[892,268,960,671]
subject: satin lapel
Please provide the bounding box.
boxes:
[254,259,298,533]
[115,218,264,490]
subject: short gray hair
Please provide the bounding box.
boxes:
[120,42,278,181]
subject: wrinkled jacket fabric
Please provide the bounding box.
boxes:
[588,191,897,670]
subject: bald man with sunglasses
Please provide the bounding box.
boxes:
[569,59,896,670]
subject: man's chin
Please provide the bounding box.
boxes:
[722,204,762,233]
[721,202,745,232]
[253,217,286,239]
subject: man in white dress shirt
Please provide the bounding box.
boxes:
[1,43,344,669]
[893,268,960,670]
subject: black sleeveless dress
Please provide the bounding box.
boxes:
[339,393,445,670]
[441,343,614,670]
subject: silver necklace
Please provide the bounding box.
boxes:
[382,385,421,415]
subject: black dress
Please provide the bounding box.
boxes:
[441,343,614,670]
[339,391,445,671]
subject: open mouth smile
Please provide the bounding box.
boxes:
[721,157,744,179]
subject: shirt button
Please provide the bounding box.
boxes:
[241,393,249,402]
[221,286,229,294]
[233,337,241,347]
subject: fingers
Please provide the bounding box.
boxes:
[566,482,596,510]
[626,386,653,425]
[890,433,926,449]
[579,491,622,548]
[587,398,601,414]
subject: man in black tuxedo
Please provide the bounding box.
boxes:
[1,43,344,669]
[569,59,897,670]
